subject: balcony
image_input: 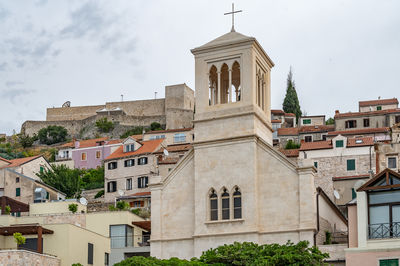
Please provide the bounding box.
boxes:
[110,235,150,249]
[369,222,400,239]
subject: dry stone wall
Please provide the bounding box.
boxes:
[0,250,60,266]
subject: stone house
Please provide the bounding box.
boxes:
[57,137,122,169]
[358,98,399,112]
[327,127,391,141]
[345,169,400,266]
[0,155,51,181]
[271,109,296,145]
[277,125,334,147]
[103,136,164,205]
[299,115,326,127]
[150,29,347,260]
[299,135,376,206]
[142,128,193,146]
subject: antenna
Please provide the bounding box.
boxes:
[163,149,169,156]
[155,91,158,99]
[121,94,124,102]
[79,197,88,206]
[118,189,124,196]
[333,190,340,200]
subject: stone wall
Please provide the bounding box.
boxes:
[0,250,60,266]
[46,104,104,121]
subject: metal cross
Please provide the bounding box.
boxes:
[224,3,242,32]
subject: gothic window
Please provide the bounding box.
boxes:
[233,187,242,219]
[220,64,229,104]
[232,61,241,102]
[209,65,218,106]
[210,189,218,221]
[221,188,230,220]
[256,66,267,111]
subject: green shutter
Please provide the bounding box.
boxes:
[303,119,311,125]
[16,188,20,197]
[377,106,382,111]
[336,140,344,147]
[314,162,318,168]
[380,259,399,266]
[347,159,356,171]
[351,188,356,199]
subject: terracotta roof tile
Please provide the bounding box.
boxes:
[132,221,151,231]
[271,119,282,123]
[279,149,299,157]
[105,139,164,161]
[0,157,11,164]
[155,143,192,154]
[158,157,180,164]
[61,137,123,149]
[327,127,390,136]
[285,113,296,117]
[299,140,332,151]
[299,125,334,133]
[359,98,398,107]
[335,108,400,118]
[0,155,41,169]
[271,109,285,115]
[130,134,143,141]
[332,174,370,181]
[277,127,299,136]
[347,137,374,147]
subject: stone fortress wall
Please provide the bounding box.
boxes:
[21,83,194,137]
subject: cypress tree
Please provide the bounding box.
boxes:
[282,68,302,121]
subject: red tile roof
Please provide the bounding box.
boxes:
[155,143,192,154]
[145,128,192,134]
[132,221,151,231]
[130,134,143,141]
[359,98,398,107]
[299,125,334,133]
[335,108,400,118]
[327,127,390,136]
[347,137,374,147]
[61,137,122,148]
[332,174,370,181]
[300,137,374,151]
[0,157,11,164]
[105,139,164,161]
[0,155,41,169]
[158,157,180,164]
[271,119,282,123]
[130,192,151,197]
[285,113,296,117]
[271,109,285,115]
[277,127,299,136]
[279,149,299,157]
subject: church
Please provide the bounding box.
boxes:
[150,21,347,259]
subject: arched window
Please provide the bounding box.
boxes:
[209,189,218,221]
[220,64,229,104]
[233,187,242,219]
[209,65,218,106]
[232,61,241,102]
[221,188,230,220]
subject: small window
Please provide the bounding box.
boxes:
[303,119,311,125]
[210,189,218,221]
[96,151,101,159]
[174,133,186,143]
[138,176,148,188]
[105,253,109,266]
[314,161,318,168]
[126,178,132,190]
[233,187,242,219]
[377,106,382,111]
[40,166,44,173]
[388,157,397,169]
[345,120,357,129]
[304,136,312,142]
[347,159,356,171]
[379,259,398,266]
[108,162,117,170]
[16,177,19,183]
[138,157,148,165]
[363,118,370,127]
[322,134,327,141]
[88,243,94,265]
[124,159,135,167]
[81,153,87,161]
[107,181,117,192]
[125,144,135,152]
[396,116,400,124]
[336,140,344,148]
[16,188,20,197]
[221,189,230,220]
[351,188,356,199]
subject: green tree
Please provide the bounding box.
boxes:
[150,122,163,131]
[326,117,334,125]
[95,118,115,133]
[13,232,26,246]
[68,203,78,213]
[283,68,302,122]
[36,164,81,198]
[17,133,36,148]
[80,166,104,190]
[38,125,68,145]
[285,140,301,150]
[94,189,104,199]
[120,126,145,138]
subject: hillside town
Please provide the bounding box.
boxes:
[1,3,400,266]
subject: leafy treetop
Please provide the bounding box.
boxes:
[282,68,302,122]
[38,125,68,145]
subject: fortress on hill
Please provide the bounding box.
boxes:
[21,84,194,137]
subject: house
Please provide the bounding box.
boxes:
[345,169,400,266]
[299,135,375,206]
[57,137,122,169]
[0,200,149,265]
[103,136,164,204]
[0,155,51,180]
[299,115,326,126]
[150,29,347,260]
[277,125,334,147]
[143,128,194,145]
[271,110,296,145]
[358,98,399,112]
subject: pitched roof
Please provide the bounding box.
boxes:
[300,136,374,151]
[0,157,11,164]
[132,221,151,232]
[158,157,180,164]
[347,137,374,147]
[61,137,122,149]
[145,128,192,134]
[105,139,164,161]
[271,119,282,123]
[271,109,285,115]
[277,127,299,136]
[193,31,254,50]
[279,149,299,158]
[118,191,151,199]
[357,168,400,192]
[130,134,143,141]
[299,125,334,134]
[335,108,400,118]
[332,174,370,181]
[359,98,398,107]
[0,155,41,169]
[327,127,390,136]
[285,113,296,117]
[155,143,192,154]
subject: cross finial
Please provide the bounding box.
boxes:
[224,3,242,32]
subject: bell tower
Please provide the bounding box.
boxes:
[191,31,274,144]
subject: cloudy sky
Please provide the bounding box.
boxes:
[0,0,399,134]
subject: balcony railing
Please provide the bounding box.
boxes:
[369,222,400,239]
[110,235,150,248]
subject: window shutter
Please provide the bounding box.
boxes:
[138,178,141,188]
[347,159,356,171]
[88,243,94,264]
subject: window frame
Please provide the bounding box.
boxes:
[336,140,344,148]
[388,157,397,169]
[221,189,230,220]
[347,159,356,171]
[233,187,242,219]
[304,135,312,143]
[363,118,370,127]
[126,178,132,190]
[16,187,21,197]
[108,161,117,170]
[107,181,117,193]
[137,176,149,188]
[173,133,186,143]
[138,157,148,165]
[209,190,218,221]
[124,159,135,167]
[81,152,87,161]
[96,150,101,159]
[302,119,311,125]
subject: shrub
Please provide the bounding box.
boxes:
[120,126,145,138]
[285,139,301,150]
[4,205,11,215]
[68,203,78,214]
[95,118,115,133]
[150,122,163,131]
[131,208,140,215]
[324,231,332,245]
[94,189,104,199]
[115,256,206,266]
[38,125,68,145]
[72,263,83,266]
[17,133,36,148]
[13,232,26,246]
[116,200,129,210]
[326,117,334,125]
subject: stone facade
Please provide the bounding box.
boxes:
[0,250,60,266]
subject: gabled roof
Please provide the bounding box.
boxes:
[357,168,400,191]
[0,157,11,164]
[132,221,151,232]
[327,127,390,136]
[299,125,334,134]
[279,149,299,158]
[0,155,41,169]
[105,139,164,161]
[277,127,299,136]
[335,109,400,118]
[155,143,192,154]
[193,31,254,50]
[300,136,374,151]
[359,98,398,107]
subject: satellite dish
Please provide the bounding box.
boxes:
[62,101,71,108]
[79,197,88,206]
[118,190,124,196]
[333,190,340,200]
[163,149,169,156]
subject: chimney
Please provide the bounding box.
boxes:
[74,140,80,149]
[335,110,339,115]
